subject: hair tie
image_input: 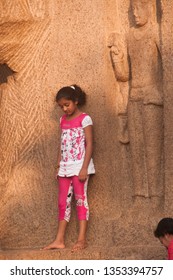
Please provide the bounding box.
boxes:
[70,85,75,90]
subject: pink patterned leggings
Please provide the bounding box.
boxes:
[58,176,89,222]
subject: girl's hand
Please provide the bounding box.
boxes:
[78,167,88,182]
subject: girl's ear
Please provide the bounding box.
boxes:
[75,100,78,105]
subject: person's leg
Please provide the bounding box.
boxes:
[43,220,67,249]
[71,220,88,252]
[71,176,89,252]
[43,177,73,249]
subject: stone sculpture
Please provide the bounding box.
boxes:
[109,0,163,200]
[0,1,53,249]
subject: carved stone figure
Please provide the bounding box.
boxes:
[109,0,163,199]
[0,0,47,21]
[0,2,53,249]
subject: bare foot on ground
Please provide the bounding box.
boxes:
[71,240,87,253]
[42,241,65,250]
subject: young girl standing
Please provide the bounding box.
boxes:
[44,84,95,252]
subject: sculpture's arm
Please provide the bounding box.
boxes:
[110,45,130,82]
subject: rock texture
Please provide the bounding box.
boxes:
[0,0,172,260]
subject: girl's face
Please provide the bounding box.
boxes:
[58,98,78,116]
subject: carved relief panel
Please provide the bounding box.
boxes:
[108,0,164,205]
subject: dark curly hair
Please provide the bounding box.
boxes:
[56,84,86,106]
[154,218,173,238]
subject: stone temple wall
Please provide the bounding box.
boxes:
[0,0,172,260]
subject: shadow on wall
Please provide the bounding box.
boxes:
[0,63,16,84]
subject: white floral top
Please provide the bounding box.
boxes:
[58,113,95,177]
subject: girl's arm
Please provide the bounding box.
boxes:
[56,143,61,178]
[57,122,62,170]
[78,125,93,181]
[57,149,61,168]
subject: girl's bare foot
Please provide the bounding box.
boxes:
[43,240,65,250]
[71,240,87,252]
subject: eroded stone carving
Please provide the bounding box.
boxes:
[109,0,163,199]
[0,0,47,22]
[108,32,129,144]
[0,3,53,248]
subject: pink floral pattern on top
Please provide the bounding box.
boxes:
[58,113,95,177]
[61,126,85,162]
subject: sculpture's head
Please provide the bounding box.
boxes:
[131,0,151,27]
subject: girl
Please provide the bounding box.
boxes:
[44,84,95,252]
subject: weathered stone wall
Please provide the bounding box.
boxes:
[0,0,172,260]
[161,0,173,215]
[0,0,57,249]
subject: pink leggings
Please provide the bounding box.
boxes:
[58,176,89,222]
